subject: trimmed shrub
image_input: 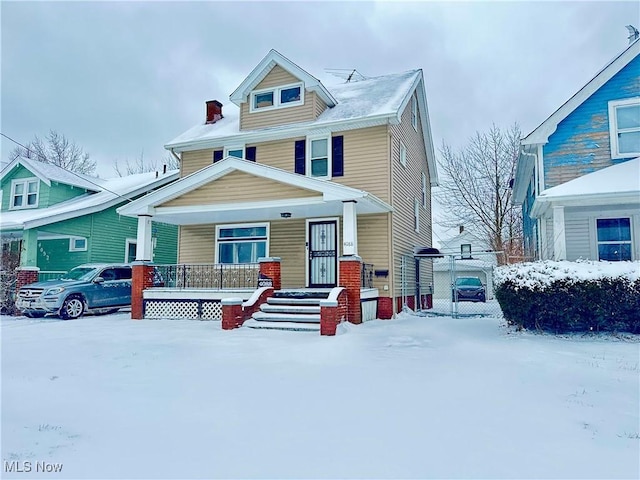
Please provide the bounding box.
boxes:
[494,260,640,333]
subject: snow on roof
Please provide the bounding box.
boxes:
[1,169,179,231]
[539,157,640,199]
[0,156,102,191]
[165,70,421,148]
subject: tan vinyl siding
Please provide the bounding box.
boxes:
[389,91,432,299]
[181,149,214,177]
[160,170,318,208]
[178,225,215,263]
[240,65,317,130]
[314,95,328,118]
[253,138,303,170]
[358,214,391,292]
[270,219,307,287]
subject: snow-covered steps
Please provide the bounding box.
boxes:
[243,319,320,332]
[247,289,330,329]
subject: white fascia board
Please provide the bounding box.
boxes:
[523,39,640,145]
[164,113,395,153]
[530,191,640,217]
[0,158,52,187]
[512,145,538,204]
[156,197,327,217]
[229,50,337,107]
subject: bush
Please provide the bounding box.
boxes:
[494,260,640,333]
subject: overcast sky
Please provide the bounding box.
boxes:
[2,1,638,204]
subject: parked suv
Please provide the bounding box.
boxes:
[452,276,486,303]
[16,263,133,319]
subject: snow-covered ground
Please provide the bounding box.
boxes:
[2,312,638,479]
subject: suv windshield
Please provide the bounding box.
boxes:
[60,267,99,281]
[455,277,482,287]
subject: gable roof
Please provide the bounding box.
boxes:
[229,49,337,108]
[0,156,101,192]
[166,69,439,185]
[1,169,179,231]
[117,157,393,225]
[522,38,640,145]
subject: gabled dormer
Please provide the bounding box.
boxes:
[229,49,337,131]
[0,157,98,211]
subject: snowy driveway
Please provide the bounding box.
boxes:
[2,312,639,479]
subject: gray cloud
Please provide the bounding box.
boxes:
[2,1,638,180]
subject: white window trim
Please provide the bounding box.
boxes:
[224,145,246,159]
[414,198,420,233]
[595,216,633,261]
[215,222,270,264]
[399,141,407,168]
[421,172,428,208]
[249,82,304,113]
[9,177,39,210]
[125,238,137,262]
[608,97,640,159]
[69,236,87,252]
[411,96,418,131]
[307,135,332,180]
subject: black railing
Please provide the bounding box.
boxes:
[153,263,259,289]
[361,263,374,288]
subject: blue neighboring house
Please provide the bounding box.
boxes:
[513,37,640,262]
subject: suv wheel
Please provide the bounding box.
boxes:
[60,295,85,320]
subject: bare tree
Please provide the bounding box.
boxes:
[113,150,179,177]
[9,130,96,175]
[436,123,523,264]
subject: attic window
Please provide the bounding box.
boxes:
[250,82,304,112]
[608,98,640,159]
[10,177,39,210]
[411,96,418,131]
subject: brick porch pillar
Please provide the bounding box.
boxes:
[377,297,393,319]
[221,298,244,330]
[259,257,281,291]
[131,262,154,320]
[15,267,40,315]
[339,255,362,324]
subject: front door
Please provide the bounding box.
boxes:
[308,220,337,288]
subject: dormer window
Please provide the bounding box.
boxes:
[250,82,304,112]
[10,177,39,209]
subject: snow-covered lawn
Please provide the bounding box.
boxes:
[2,312,638,479]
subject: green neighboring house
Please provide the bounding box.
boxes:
[0,157,179,277]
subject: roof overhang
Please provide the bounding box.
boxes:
[117,157,393,225]
[531,190,640,217]
[522,39,640,145]
[512,144,538,204]
[229,49,337,108]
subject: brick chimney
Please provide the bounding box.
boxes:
[206,100,223,124]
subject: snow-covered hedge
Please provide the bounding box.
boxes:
[494,260,640,333]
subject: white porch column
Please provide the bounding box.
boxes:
[342,200,358,256]
[136,215,154,262]
[552,206,566,260]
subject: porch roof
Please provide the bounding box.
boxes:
[116,157,393,225]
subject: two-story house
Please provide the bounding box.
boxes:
[119,49,438,322]
[513,38,640,262]
[0,156,179,293]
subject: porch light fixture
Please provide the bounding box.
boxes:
[280,212,292,218]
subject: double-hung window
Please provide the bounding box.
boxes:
[421,172,427,207]
[10,178,39,209]
[608,98,640,158]
[414,198,420,233]
[250,82,304,112]
[596,218,632,261]
[216,223,269,264]
[308,136,330,179]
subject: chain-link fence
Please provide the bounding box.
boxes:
[401,251,506,318]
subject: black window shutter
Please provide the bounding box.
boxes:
[213,150,223,163]
[332,135,344,177]
[245,146,256,162]
[294,140,306,175]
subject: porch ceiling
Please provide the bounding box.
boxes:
[151,196,389,225]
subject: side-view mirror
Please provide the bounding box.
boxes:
[93,277,105,284]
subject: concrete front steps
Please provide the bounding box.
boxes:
[244,289,331,331]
